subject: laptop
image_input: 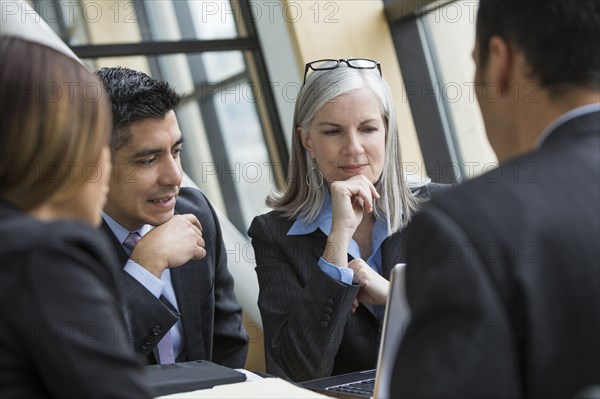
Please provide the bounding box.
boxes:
[144,360,247,396]
[301,263,411,399]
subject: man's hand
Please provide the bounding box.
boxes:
[130,214,206,277]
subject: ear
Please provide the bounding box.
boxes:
[297,127,315,158]
[486,35,512,95]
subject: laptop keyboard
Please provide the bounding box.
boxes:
[326,378,375,397]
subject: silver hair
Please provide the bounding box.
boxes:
[266,63,421,232]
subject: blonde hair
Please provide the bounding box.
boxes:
[0,36,111,210]
[267,64,421,232]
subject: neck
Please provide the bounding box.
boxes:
[27,202,91,225]
[102,205,144,231]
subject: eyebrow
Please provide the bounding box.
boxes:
[131,137,185,159]
[318,121,342,127]
[318,119,379,127]
[359,119,378,125]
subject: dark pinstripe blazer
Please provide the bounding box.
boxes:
[101,187,248,368]
[248,184,445,382]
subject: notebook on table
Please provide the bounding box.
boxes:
[144,360,247,396]
[301,263,411,399]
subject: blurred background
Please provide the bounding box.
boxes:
[20,0,495,236]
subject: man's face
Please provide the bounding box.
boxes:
[105,110,183,230]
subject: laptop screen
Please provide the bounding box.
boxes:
[373,263,411,398]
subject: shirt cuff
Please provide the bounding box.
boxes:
[318,257,354,285]
[124,260,166,298]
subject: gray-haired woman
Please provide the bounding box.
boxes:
[248,59,443,382]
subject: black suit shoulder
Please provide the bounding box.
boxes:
[248,210,294,237]
[0,202,151,398]
[1,205,118,284]
[424,118,599,246]
[392,113,600,399]
[175,187,212,214]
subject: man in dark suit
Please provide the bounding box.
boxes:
[95,67,248,367]
[391,1,599,398]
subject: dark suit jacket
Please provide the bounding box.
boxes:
[391,111,600,399]
[248,184,444,382]
[101,187,248,367]
[0,200,152,399]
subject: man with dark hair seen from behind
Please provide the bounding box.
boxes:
[391,1,599,398]
[95,67,248,367]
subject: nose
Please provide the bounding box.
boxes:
[158,155,182,186]
[343,130,364,156]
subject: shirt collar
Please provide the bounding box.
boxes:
[101,212,153,244]
[287,190,393,265]
[287,191,333,236]
[536,103,600,148]
[287,191,392,244]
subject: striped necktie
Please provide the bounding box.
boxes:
[123,231,141,254]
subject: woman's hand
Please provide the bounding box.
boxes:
[323,175,380,268]
[330,175,380,237]
[348,258,389,306]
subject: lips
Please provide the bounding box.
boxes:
[340,164,368,173]
[148,194,177,208]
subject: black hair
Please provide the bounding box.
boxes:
[477,0,600,96]
[94,67,183,151]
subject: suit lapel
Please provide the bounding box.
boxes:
[100,219,129,267]
[308,229,327,261]
[381,232,405,279]
[101,215,203,361]
[361,233,405,322]
[168,203,207,361]
[170,259,206,361]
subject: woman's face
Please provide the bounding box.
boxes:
[300,87,386,185]
[72,145,111,226]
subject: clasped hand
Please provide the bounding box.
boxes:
[348,259,389,312]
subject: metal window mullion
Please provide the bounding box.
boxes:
[389,15,461,184]
[237,0,288,186]
[172,0,246,233]
[416,16,464,180]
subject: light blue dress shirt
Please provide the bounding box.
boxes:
[102,213,184,359]
[287,191,391,285]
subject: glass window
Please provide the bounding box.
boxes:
[30,0,246,46]
[422,0,497,178]
[33,0,286,234]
